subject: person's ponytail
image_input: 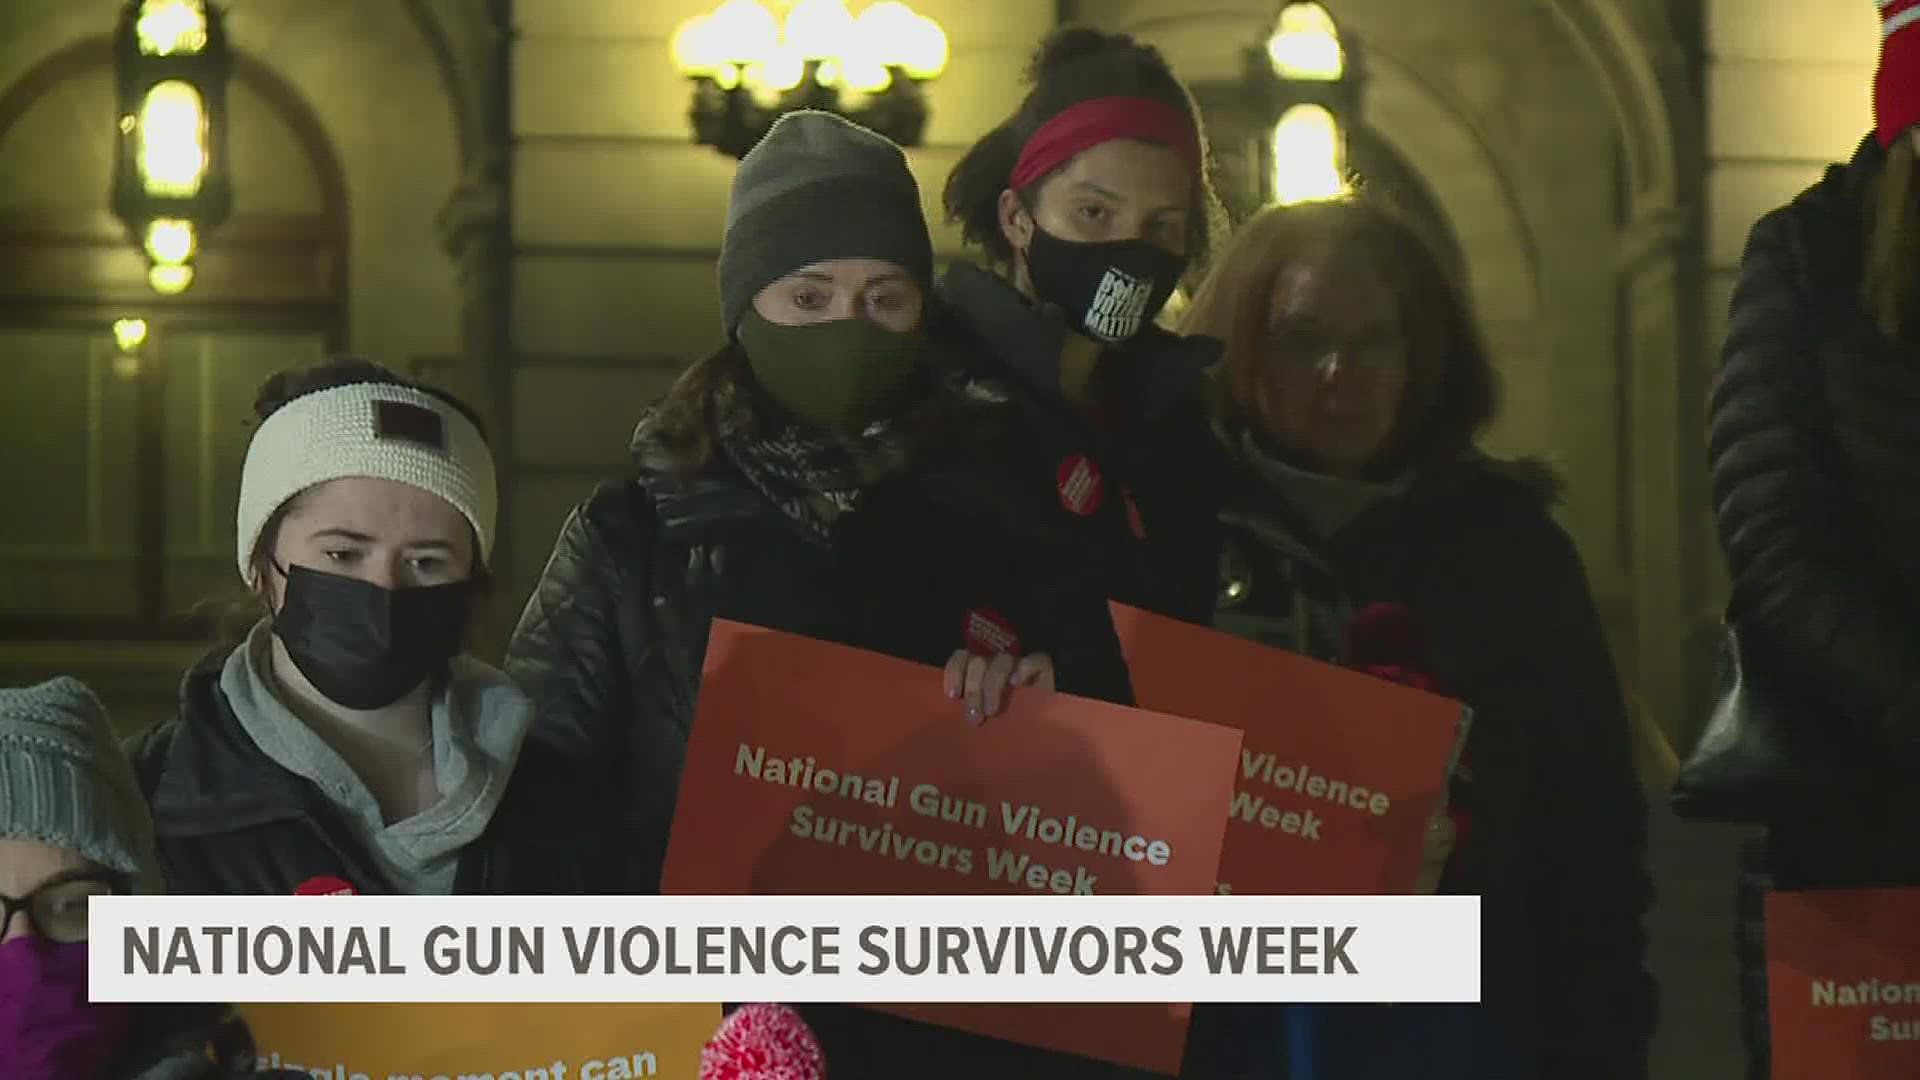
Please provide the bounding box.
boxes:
[942,122,1025,264]
[1863,134,1920,346]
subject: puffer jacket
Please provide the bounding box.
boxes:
[1195,444,1655,1080]
[932,263,1226,629]
[502,348,1150,1076]
[124,648,621,896]
[1707,132,1920,1078]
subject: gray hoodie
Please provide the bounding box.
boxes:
[218,621,533,895]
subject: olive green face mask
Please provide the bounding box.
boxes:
[735,311,925,437]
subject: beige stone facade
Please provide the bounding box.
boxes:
[0,0,1886,752]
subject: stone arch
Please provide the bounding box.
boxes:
[1546,0,1700,730]
[1545,0,1685,214]
[1346,125,1465,279]
[1345,44,1550,457]
[396,0,509,170]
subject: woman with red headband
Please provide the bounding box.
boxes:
[934,27,1228,713]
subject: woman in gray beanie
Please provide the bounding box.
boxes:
[0,677,303,1079]
[505,110,1140,1077]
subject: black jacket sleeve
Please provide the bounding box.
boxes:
[1029,560,1137,707]
[1521,521,1655,1080]
[503,480,684,892]
[1429,502,1654,1079]
[1708,211,1920,760]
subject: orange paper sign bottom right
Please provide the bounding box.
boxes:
[1766,888,1920,1078]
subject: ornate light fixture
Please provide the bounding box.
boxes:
[111,0,233,296]
[1254,2,1360,205]
[672,0,949,159]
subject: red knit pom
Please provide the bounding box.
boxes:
[1343,602,1428,671]
[699,1003,825,1080]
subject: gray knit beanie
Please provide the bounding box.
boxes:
[0,677,159,893]
[717,110,934,335]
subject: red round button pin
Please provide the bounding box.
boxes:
[1057,454,1104,517]
[294,876,357,896]
[962,608,1022,657]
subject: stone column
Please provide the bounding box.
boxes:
[434,152,516,656]
[1618,203,1697,747]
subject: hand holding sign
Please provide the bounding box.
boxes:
[942,649,1055,723]
[942,608,1054,722]
[662,619,1242,1073]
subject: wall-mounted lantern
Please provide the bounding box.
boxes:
[111,0,233,296]
[1254,2,1360,205]
[671,0,949,159]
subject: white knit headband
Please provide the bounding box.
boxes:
[234,382,497,582]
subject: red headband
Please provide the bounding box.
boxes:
[1008,96,1202,191]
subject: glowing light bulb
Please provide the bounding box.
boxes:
[785,0,856,62]
[136,81,208,197]
[1272,105,1349,205]
[1268,2,1344,81]
[899,14,949,79]
[745,47,806,98]
[112,318,149,352]
[671,15,717,75]
[149,264,194,295]
[136,0,208,57]
[143,218,196,265]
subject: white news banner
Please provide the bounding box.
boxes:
[90,893,1482,1004]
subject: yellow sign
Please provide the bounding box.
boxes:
[241,1002,720,1080]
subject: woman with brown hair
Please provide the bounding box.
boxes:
[1180,197,1653,1079]
[504,109,1138,1076]
[1704,8,1920,1074]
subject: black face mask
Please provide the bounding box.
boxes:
[271,564,471,711]
[1022,224,1186,345]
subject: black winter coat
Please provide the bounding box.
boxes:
[503,359,1148,1077]
[932,264,1225,629]
[1707,133,1920,1079]
[1708,133,1920,854]
[1203,452,1655,1080]
[124,648,620,896]
[112,1003,307,1079]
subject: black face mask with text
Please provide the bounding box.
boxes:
[1022,224,1186,345]
[272,563,471,711]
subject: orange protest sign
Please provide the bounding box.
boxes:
[660,619,1243,1074]
[240,1002,720,1080]
[1765,888,1920,1077]
[1110,603,1466,896]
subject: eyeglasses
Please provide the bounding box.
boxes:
[1,871,127,944]
[1265,324,1405,372]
